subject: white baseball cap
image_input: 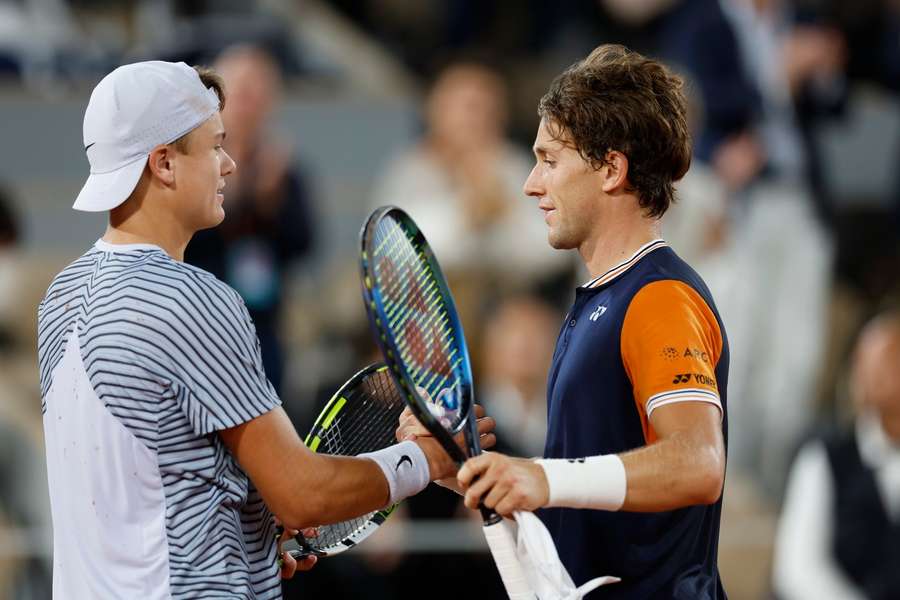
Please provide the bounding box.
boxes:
[73,61,221,212]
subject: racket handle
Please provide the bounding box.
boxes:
[483,518,535,599]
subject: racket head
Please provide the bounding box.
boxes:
[360,206,476,461]
[285,362,405,557]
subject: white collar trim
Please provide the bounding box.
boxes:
[581,239,668,289]
[94,238,164,253]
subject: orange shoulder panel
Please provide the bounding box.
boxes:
[620,279,723,443]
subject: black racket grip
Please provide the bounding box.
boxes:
[461,411,503,524]
[287,549,326,561]
[480,506,502,526]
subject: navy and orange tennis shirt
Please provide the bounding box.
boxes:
[540,239,729,599]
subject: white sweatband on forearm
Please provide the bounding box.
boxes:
[359,440,430,506]
[536,455,627,511]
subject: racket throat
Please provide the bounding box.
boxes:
[463,411,482,457]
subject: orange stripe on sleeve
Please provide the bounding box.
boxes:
[620,280,723,443]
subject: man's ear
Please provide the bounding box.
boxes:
[600,150,629,193]
[147,145,176,187]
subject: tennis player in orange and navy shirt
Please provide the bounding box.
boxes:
[456,45,729,598]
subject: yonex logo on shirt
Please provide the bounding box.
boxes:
[589,306,607,322]
[672,373,717,386]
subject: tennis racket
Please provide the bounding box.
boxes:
[359,206,533,598]
[283,362,406,559]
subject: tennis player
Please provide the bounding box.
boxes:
[456,44,729,598]
[38,61,493,599]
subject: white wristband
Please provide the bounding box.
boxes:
[359,440,430,506]
[536,455,627,511]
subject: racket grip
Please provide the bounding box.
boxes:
[483,519,534,599]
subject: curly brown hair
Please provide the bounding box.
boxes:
[538,44,691,218]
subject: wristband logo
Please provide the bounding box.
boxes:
[395,455,412,471]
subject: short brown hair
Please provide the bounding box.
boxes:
[538,44,691,218]
[172,66,226,153]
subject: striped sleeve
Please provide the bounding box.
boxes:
[102,265,282,436]
[165,273,280,435]
[620,279,723,443]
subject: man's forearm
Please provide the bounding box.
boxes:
[274,452,391,530]
[619,428,724,512]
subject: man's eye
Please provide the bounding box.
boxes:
[543,159,555,166]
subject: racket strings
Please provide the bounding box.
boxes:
[308,370,404,550]
[371,219,461,407]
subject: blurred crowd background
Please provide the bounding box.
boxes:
[1,0,899,598]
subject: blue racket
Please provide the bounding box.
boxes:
[359,206,532,597]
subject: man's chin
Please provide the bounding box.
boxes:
[196,210,226,232]
[547,232,574,251]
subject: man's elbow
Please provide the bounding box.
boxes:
[275,496,328,531]
[691,446,726,505]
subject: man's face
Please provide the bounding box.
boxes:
[171,113,235,231]
[523,119,605,251]
[427,66,505,150]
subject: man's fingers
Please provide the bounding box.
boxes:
[475,416,495,435]
[301,527,318,539]
[494,496,519,518]
[474,404,487,418]
[462,466,497,510]
[457,454,489,488]
[295,554,318,572]
[396,410,425,441]
[475,417,496,448]
[280,551,298,579]
[481,478,510,511]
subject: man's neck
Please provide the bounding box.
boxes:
[103,208,191,261]
[579,217,662,281]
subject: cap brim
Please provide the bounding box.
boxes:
[72,156,148,212]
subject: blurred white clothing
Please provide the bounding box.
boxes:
[772,413,900,600]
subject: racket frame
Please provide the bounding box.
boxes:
[286,362,402,559]
[359,206,499,526]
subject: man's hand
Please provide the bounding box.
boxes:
[457,452,550,517]
[412,412,497,481]
[396,405,496,482]
[396,405,496,448]
[276,521,318,579]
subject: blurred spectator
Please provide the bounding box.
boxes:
[133,1,304,77]
[600,0,762,164]
[693,0,834,493]
[185,44,316,393]
[478,295,559,457]
[371,60,569,285]
[371,60,573,352]
[0,185,21,350]
[772,308,900,599]
[0,185,51,598]
[791,0,900,225]
[0,0,87,86]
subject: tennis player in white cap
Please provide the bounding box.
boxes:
[38,60,494,599]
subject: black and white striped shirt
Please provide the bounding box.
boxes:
[39,240,282,599]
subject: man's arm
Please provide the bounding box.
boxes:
[222,406,495,530]
[457,401,724,515]
[619,401,724,510]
